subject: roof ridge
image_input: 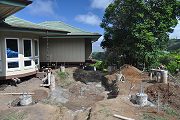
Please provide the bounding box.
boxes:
[40,21,92,33]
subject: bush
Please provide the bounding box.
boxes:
[90,60,107,71]
[167,61,178,73]
[159,53,180,73]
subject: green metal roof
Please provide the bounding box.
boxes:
[38,21,101,36]
[3,16,69,34]
[3,16,101,38]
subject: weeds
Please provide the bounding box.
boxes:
[162,105,179,116]
[56,71,74,88]
[143,113,167,120]
[57,71,69,80]
[2,111,27,120]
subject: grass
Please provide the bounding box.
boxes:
[2,111,27,120]
[142,105,180,120]
[56,71,74,88]
[162,105,179,116]
[143,113,167,120]
[57,71,69,80]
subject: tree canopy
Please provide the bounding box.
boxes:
[101,0,180,68]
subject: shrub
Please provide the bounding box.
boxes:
[167,61,178,73]
[90,60,107,71]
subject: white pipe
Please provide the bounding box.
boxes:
[47,71,51,86]
[113,114,135,120]
[0,93,35,95]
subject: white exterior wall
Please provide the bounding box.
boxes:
[39,38,85,63]
[0,31,39,79]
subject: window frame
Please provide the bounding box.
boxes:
[34,39,39,65]
[23,38,33,69]
[5,38,20,71]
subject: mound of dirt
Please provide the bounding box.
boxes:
[120,64,148,82]
[146,83,180,109]
[104,64,148,84]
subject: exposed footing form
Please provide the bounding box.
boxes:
[135,93,148,106]
[19,94,32,106]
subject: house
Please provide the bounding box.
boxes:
[0,0,101,80]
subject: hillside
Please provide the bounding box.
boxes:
[168,39,180,52]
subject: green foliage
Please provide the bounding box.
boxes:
[92,52,106,61]
[143,113,167,120]
[2,112,27,120]
[163,105,179,116]
[167,61,179,73]
[168,39,180,52]
[57,71,69,80]
[101,0,180,68]
[90,60,107,71]
[159,53,180,73]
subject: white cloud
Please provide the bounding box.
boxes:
[90,0,113,9]
[169,21,180,39]
[27,0,58,18]
[75,13,101,26]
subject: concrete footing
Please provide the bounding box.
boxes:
[60,66,65,72]
[136,93,148,106]
[19,94,32,106]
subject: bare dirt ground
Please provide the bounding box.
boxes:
[0,66,180,120]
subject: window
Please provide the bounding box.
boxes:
[6,38,20,70]
[35,59,39,65]
[24,60,32,67]
[8,62,19,68]
[35,40,38,57]
[6,39,19,58]
[24,40,32,57]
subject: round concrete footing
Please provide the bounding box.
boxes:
[19,94,32,106]
[136,93,148,106]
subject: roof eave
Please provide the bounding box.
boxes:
[0,26,69,35]
[0,0,32,20]
[42,34,102,40]
[0,0,32,7]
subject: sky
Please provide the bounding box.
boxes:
[15,0,180,52]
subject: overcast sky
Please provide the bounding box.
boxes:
[15,0,180,52]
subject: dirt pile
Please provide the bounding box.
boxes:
[146,83,180,109]
[120,64,147,82]
[104,64,148,83]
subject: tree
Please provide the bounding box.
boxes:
[101,0,180,69]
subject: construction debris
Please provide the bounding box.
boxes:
[146,83,180,109]
[113,114,135,120]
